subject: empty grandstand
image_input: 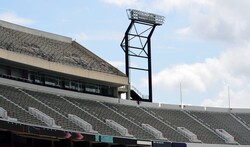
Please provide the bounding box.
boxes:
[1,20,250,147]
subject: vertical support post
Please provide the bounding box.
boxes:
[180,82,183,109]
[125,34,129,100]
[228,85,230,109]
[125,31,129,78]
[147,25,156,102]
[148,38,152,102]
[124,21,133,100]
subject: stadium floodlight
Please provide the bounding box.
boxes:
[121,9,164,102]
[126,9,165,25]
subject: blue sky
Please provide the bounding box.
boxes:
[1,0,250,108]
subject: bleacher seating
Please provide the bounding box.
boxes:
[1,83,250,144]
[106,119,133,137]
[0,84,84,132]
[0,106,17,122]
[0,26,124,76]
[0,95,44,126]
[28,107,61,128]
[148,107,225,144]
[104,103,189,142]
[234,112,250,128]
[215,129,237,144]
[141,123,166,140]
[22,89,120,136]
[177,127,201,143]
[68,114,98,133]
[189,110,250,145]
[65,97,155,140]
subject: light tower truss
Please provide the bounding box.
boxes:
[121,9,164,102]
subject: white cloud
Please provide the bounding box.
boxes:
[202,85,250,108]
[152,45,250,108]
[184,3,250,44]
[153,0,250,44]
[151,1,250,108]
[153,0,211,13]
[100,0,140,7]
[177,27,191,36]
[0,12,34,25]
[153,63,212,92]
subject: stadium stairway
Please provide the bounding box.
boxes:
[22,89,121,137]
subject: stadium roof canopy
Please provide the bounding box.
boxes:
[0,20,128,86]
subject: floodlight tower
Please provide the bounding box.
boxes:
[121,9,164,102]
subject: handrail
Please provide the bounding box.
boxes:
[130,85,149,99]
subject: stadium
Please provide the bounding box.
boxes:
[0,9,250,147]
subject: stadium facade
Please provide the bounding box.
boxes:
[0,20,250,147]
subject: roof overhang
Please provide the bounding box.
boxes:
[0,48,128,86]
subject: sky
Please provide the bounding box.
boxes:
[1,0,250,108]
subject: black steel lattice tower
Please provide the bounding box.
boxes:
[121,9,164,102]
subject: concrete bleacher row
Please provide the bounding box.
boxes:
[0,25,123,76]
[1,84,250,145]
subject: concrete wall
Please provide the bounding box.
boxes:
[205,107,230,112]
[159,103,181,110]
[140,101,160,108]
[119,99,139,106]
[118,99,162,108]
[231,108,250,113]
[0,48,128,86]
[183,105,205,111]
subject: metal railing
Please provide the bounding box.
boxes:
[130,85,149,99]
